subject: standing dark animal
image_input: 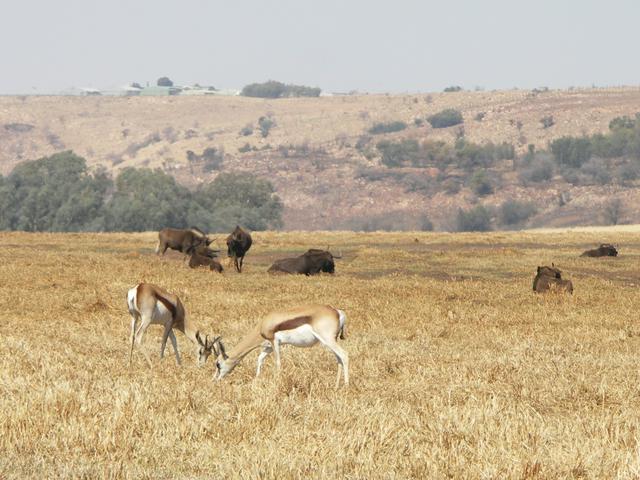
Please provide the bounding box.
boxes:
[533,265,573,294]
[226,226,252,273]
[580,244,618,257]
[156,227,212,256]
[268,249,340,275]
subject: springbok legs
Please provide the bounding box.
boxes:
[160,325,182,365]
[253,335,348,387]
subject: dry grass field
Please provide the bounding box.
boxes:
[2,229,640,478]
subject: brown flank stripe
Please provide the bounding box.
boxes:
[274,316,312,333]
[154,293,177,320]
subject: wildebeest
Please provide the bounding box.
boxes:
[268,249,340,275]
[187,253,224,272]
[226,226,252,272]
[533,265,573,294]
[580,243,618,257]
[156,227,212,256]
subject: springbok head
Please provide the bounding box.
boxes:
[195,332,218,367]
[212,338,233,380]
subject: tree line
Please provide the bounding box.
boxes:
[0,151,283,232]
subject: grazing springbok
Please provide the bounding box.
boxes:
[126,283,216,367]
[212,304,348,387]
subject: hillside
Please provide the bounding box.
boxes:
[2,87,640,230]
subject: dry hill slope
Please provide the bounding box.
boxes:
[2,87,640,229]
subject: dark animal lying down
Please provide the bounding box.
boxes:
[188,253,224,272]
[268,249,338,275]
[580,244,618,257]
[533,265,573,294]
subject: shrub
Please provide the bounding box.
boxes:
[443,179,461,195]
[468,170,493,196]
[157,77,173,87]
[456,206,492,232]
[540,116,555,129]
[603,198,622,225]
[615,162,640,185]
[550,137,592,168]
[609,115,637,130]
[355,135,372,152]
[239,125,253,136]
[241,80,321,98]
[580,158,611,185]
[443,86,463,92]
[519,157,554,183]
[413,118,424,127]
[4,123,34,133]
[186,147,224,171]
[427,109,464,128]
[499,200,537,226]
[258,116,275,137]
[125,132,161,158]
[376,139,420,167]
[474,112,486,122]
[238,143,253,153]
[368,121,408,135]
[419,214,434,231]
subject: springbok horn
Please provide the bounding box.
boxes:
[218,339,228,360]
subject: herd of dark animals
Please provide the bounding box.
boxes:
[137,228,620,380]
[156,225,342,276]
[156,227,619,291]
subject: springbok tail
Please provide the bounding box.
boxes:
[127,286,138,315]
[336,308,347,340]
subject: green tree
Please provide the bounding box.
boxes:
[456,206,492,232]
[105,168,191,232]
[7,151,112,231]
[195,172,283,231]
[550,137,592,168]
[157,76,174,87]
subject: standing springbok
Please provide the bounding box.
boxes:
[126,283,216,367]
[212,304,348,387]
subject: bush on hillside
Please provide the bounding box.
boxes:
[427,109,464,128]
[550,137,592,168]
[468,170,493,196]
[456,205,492,232]
[377,139,420,167]
[518,156,554,183]
[368,121,408,135]
[241,80,321,98]
[258,116,276,137]
[499,199,537,226]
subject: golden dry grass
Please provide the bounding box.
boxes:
[1,229,640,478]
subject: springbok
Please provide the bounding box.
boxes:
[126,283,216,367]
[212,304,348,387]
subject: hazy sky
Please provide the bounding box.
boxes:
[2,0,639,94]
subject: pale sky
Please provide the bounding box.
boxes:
[2,0,639,94]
